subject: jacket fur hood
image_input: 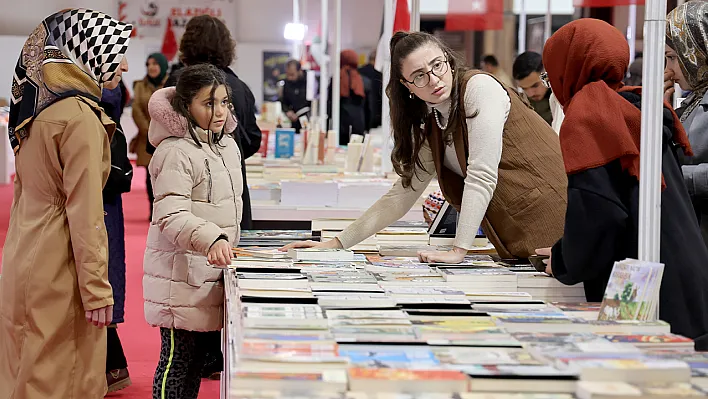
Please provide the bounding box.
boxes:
[147,87,238,148]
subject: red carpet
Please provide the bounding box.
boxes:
[0,166,220,398]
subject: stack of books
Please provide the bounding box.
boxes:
[223,251,705,397]
[516,273,586,303]
[239,230,315,247]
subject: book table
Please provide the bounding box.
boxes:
[220,254,707,399]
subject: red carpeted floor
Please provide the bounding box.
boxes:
[0,166,220,398]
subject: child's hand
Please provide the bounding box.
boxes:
[208,239,232,267]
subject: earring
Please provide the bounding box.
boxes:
[451,68,455,74]
[409,92,414,99]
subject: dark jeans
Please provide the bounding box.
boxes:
[153,328,211,399]
[106,326,128,372]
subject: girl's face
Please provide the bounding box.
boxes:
[147,58,161,80]
[188,84,229,132]
[665,45,690,91]
[400,43,454,104]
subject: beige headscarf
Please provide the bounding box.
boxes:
[667,1,708,121]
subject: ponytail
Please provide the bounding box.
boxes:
[390,31,410,58]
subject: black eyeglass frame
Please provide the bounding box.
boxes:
[400,58,450,88]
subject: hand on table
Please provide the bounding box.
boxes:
[535,247,553,276]
[280,238,344,252]
[417,247,467,264]
[208,239,232,267]
[85,305,113,328]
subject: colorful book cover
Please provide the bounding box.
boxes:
[339,349,439,369]
[241,341,338,358]
[257,129,269,157]
[432,347,541,366]
[241,230,312,240]
[411,318,497,329]
[274,128,295,158]
[598,260,663,321]
[601,334,693,345]
[348,368,467,381]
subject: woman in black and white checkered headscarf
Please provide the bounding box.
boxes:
[8,8,132,154]
[0,9,132,399]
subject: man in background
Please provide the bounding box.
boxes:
[513,51,553,125]
[481,54,514,88]
[281,59,311,133]
[358,49,382,129]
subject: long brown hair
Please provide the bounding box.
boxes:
[388,31,471,188]
[171,64,232,147]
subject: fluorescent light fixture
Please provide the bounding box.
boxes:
[284,22,306,41]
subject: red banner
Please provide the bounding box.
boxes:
[394,0,410,32]
[445,0,504,31]
[573,0,645,6]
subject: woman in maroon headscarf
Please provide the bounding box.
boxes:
[537,18,708,348]
[328,49,367,145]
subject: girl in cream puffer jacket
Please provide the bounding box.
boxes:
[143,65,242,399]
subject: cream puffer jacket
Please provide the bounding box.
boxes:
[143,87,242,332]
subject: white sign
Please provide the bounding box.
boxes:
[118,0,237,49]
[413,0,575,15]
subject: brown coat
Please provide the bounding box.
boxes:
[131,76,165,166]
[427,70,568,258]
[0,97,115,399]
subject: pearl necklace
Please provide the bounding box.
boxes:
[433,108,448,130]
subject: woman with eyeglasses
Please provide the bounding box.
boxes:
[284,31,567,263]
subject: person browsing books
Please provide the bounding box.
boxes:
[142,65,242,399]
[0,9,131,398]
[535,18,708,349]
[283,31,568,264]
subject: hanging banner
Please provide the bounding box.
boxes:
[573,0,645,6]
[445,0,504,31]
[118,0,237,61]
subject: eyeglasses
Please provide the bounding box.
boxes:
[401,59,449,88]
[540,72,551,89]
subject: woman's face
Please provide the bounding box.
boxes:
[104,57,129,90]
[400,43,453,104]
[665,45,691,91]
[189,84,229,132]
[147,58,162,80]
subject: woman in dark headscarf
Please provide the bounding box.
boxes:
[666,2,708,244]
[131,52,169,220]
[328,49,367,145]
[0,9,132,398]
[540,18,708,349]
